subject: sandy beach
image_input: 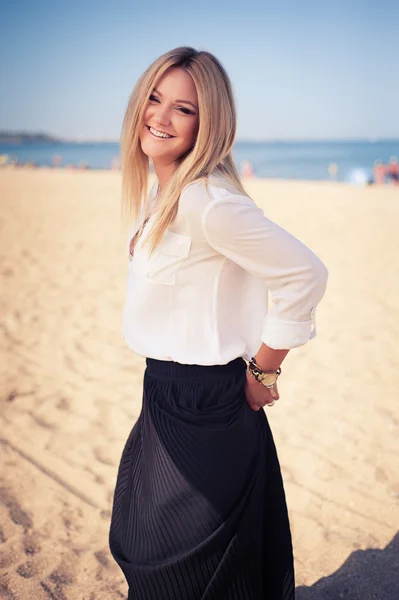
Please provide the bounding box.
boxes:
[0,168,398,600]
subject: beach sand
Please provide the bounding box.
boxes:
[1,168,398,599]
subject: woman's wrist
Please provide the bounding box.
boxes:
[247,357,281,388]
[254,344,289,372]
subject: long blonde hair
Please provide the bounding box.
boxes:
[121,46,247,253]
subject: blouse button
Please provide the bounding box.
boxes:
[310,307,316,332]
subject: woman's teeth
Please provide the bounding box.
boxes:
[149,127,172,139]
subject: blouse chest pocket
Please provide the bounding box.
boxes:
[132,230,191,285]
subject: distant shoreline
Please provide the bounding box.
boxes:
[0,133,64,145]
[0,133,119,145]
[1,138,397,182]
[1,132,398,146]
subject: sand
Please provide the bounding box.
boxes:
[0,168,398,600]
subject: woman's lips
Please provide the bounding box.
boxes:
[147,125,175,139]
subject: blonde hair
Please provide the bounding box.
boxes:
[121,46,247,253]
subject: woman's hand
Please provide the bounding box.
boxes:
[244,369,279,411]
[244,344,288,411]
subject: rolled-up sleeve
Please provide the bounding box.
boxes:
[202,194,328,350]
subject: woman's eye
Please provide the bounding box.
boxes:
[177,106,193,115]
[149,94,159,102]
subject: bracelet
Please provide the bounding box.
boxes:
[248,356,282,376]
[247,356,281,388]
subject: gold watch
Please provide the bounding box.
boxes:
[247,357,282,388]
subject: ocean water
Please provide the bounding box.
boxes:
[0,140,398,182]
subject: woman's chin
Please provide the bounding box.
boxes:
[140,144,176,164]
[142,149,169,163]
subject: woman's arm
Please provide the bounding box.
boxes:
[202,192,328,351]
[202,190,328,410]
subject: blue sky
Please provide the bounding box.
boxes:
[0,0,398,141]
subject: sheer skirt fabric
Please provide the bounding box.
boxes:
[109,357,295,600]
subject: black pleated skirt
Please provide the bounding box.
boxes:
[109,357,295,600]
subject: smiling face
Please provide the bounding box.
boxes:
[139,67,199,169]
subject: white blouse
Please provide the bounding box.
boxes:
[122,174,328,365]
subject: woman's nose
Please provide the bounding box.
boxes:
[153,105,171,127]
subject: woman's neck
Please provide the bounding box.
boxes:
[153,160,176,192]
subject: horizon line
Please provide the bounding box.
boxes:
[1,131,399,144]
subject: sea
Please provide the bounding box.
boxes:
[1,140,398,183]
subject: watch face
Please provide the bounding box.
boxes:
[260,373,277,386]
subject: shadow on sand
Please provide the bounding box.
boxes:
[296,532,399,600]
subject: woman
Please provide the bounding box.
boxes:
[109,46,328,600]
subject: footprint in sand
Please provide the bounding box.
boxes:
[94,549,110,568]
[0,488,33,531]
[16,560,39,578]
[40,557,77,599]
[56,396,71,411]
[23,531,42,555]
[0,583,17,600]
[49,566,75,586]
[0,526,6,543]
[0,550,16,569]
